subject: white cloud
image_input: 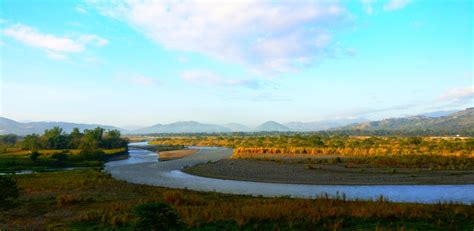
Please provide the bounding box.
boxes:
[76,6,88,14]
[116,73,158,86]
[2,23,108,60]
[361,0,376,14]
[88,0,350,74]
[438,86,474,102]
[177,56,188,63]
[130,75,156,86]
[180,70,261,89]
[384,0,411,11]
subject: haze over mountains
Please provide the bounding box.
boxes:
[340,108,474,133]
[1,108,472,136]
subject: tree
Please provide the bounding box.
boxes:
[102,129,127,149]
[21,134,42,151]
[133,202,183,231]
[0,176,20,208]
[68,128,83,149]
[0,134,18,146]
[80,127,104,150]
[43,127,67,149]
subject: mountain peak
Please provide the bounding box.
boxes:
[256,121,289,131]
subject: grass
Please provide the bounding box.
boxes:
[1,169,473,230]
[159,149,198,161]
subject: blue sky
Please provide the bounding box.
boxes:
[0,0,472,127]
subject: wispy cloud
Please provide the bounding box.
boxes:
[88,0,350,75]
[75,6,88,14]
[180,70,262,89]
[438,86,474,102]
[225,92,292,102]
[116,73,158,86]
[130,75,156,86]
[2,23,108,60]
[384,0,411,11]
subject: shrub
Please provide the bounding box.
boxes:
[30,151,40,161]
[132,202,183,231]
[0,176,20,208]
[73,149,106,161]
[51,153,69,162]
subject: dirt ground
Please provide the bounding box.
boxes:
[183,159,474,185]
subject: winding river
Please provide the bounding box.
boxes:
[105,142,474,204]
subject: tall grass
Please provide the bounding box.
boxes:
[1,170,472,230]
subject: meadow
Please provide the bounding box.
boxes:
[1,169,473,230]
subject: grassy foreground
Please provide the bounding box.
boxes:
[1,169,473,230]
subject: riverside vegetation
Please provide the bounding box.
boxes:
[1,134,473,229]
[154,135,474,185]
[0,127,129,172]
[1,169,473,230]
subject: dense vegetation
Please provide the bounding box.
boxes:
[0,127,128,172]
[151,135,474,157]
[19,127,128,151]
[1,169,472,230]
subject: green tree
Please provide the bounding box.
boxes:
[133,202,183,231]
[68,128,83,149]
[21,134,42,151]
[102,129,127,149]
[43,127,68,149]
[0,134,18,146]
[80,127,104,150]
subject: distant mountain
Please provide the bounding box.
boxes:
[133,121,231,134]
[285,118,368,131]
[223,123,252,132]
[0,117,123,136]
[420,110,460,118]
[340,108,474,133]
[255,121,290,132]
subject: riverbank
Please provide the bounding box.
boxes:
[184,158,474,185]
[159,149,198,161]
[1,169,473,230]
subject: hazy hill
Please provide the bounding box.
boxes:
[133,121,231,134]
[255,121,290,132]
[340,108,473,133]
[223,123,252,132]
[0,117,122,136]
[285,118,368,131]
[3,108,472,136]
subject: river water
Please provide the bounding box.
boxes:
[104,142,474,204]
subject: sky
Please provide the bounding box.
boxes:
[0,0,472,127]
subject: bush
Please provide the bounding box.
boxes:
[72,149,106,162]
[30,151,40,161]
[133,202,183,231]
[0,176,20,208]
[51,153,69,162]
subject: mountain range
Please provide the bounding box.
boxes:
[1,108,472,136]
[0,117,122,136]
[340,108,474,133]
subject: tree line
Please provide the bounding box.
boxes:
[2,127,128,151]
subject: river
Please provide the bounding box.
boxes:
[104,142,474,204]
